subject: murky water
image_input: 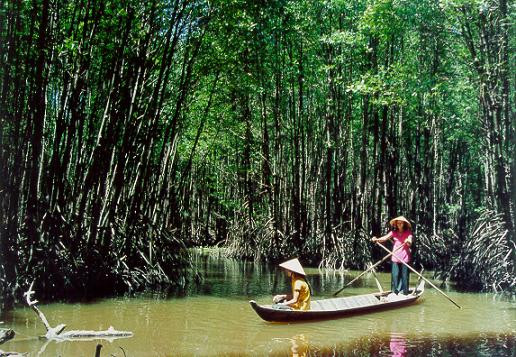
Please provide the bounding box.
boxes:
[1,249,514,356]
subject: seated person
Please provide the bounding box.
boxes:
[273,258,311,310]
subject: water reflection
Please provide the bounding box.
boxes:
[188,249,365,300]
[271,335,309,357]
[389,333,407,357]
[330,333,515,357]
[37,340,51,356]
[290,334,308,357]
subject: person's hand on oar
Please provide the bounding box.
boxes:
[333,240,408,296]
[371,233,411,247]
[371,236,384,243]
[372,236,411,247]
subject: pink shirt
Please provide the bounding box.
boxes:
[391,230,412,263]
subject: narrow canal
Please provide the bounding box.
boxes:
[1,249,514,356]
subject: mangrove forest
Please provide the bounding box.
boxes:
[0,0,514,309]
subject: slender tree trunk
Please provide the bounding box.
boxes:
[25,0,50,263]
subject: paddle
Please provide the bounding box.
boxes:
[375,241,462,309]
[333,242,407,296]
[368,263,384,293]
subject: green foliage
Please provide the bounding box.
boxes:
[360,0,404,40]
[0,0,512,302]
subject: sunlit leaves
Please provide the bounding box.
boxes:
[347,66,405,106]
[360,0,404,40]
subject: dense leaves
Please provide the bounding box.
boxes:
[0,0,514,306]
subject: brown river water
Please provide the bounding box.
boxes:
[1,250,514,356]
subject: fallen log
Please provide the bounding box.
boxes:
[50,326,133,342]
[24,282,133,341]
[0,350,26,357]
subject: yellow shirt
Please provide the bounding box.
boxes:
[291,276,310,310]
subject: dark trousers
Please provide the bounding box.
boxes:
[391,262,410,294]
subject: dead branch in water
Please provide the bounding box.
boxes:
[0,351,26,357]
[24,282,133,341]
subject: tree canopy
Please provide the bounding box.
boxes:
[0,0,514,306]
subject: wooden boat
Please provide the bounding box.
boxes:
[249,281,425,322]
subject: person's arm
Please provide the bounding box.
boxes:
[405,234,413,247]
[371,231,393,243]
[272,294,287,303]
[278,289,300,307]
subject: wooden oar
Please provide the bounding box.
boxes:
[369,263,384,293]
[375,242,462,309]
[333,242,407,296]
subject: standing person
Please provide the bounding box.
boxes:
[372,216,413,295]
[272,258,311,310]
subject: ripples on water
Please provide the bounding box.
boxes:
[1,249,514,356]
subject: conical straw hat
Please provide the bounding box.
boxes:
[279,258,306,276]
[389,216,412,229]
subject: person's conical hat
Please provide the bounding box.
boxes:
[279,258,306,276]
[389,216,412,229]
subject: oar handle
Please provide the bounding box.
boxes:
[375,242,462,309]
